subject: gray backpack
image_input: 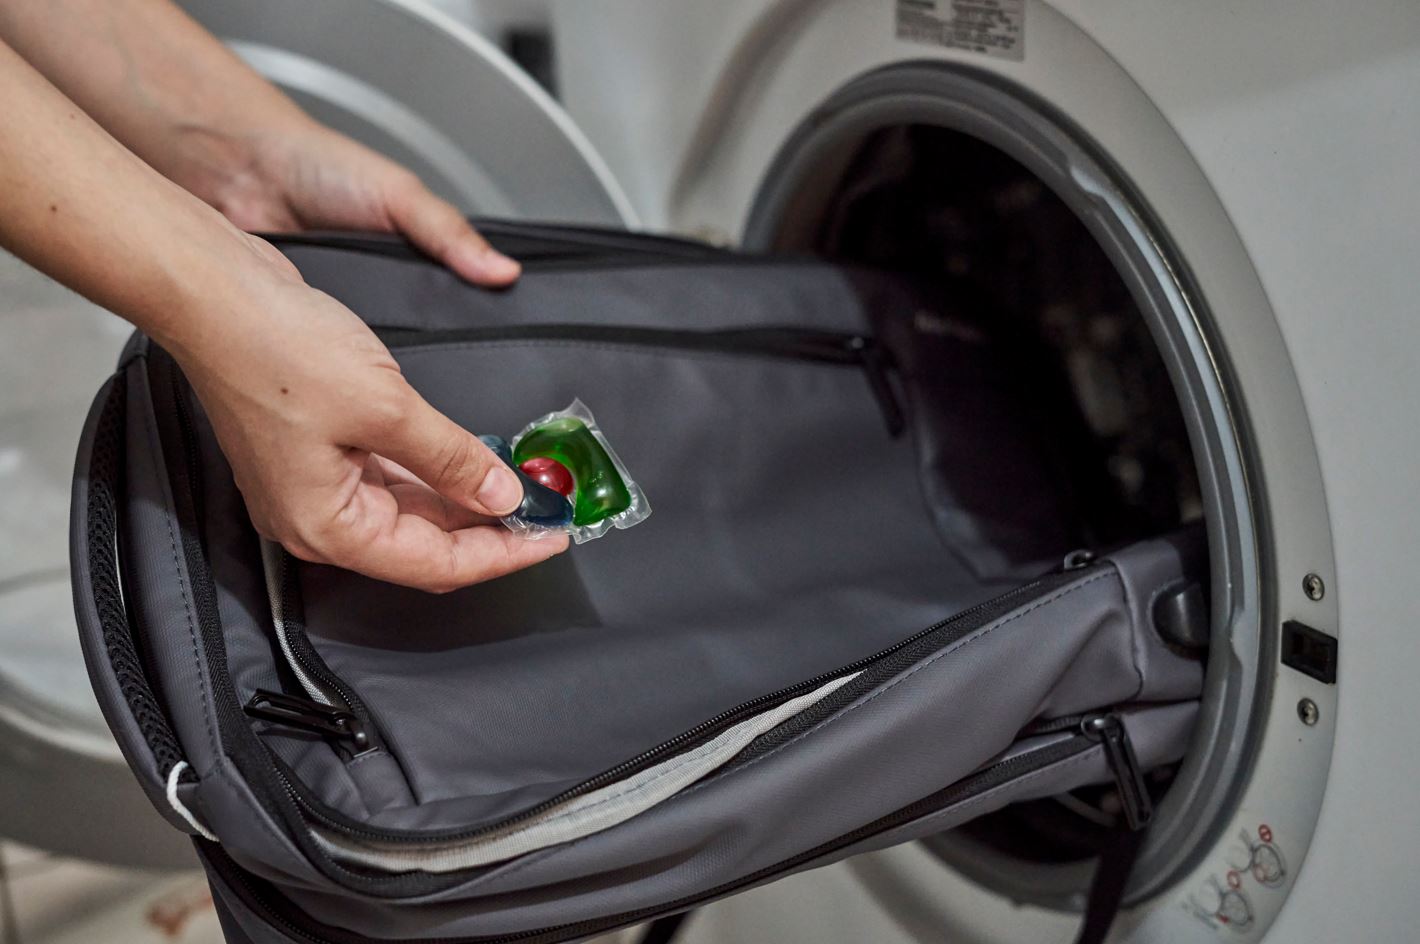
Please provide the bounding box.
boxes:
[70,222,1205,943]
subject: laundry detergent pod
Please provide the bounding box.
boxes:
[507,400,650,543]
[514,419,632,527]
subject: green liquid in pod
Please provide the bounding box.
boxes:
[513,418,632,526]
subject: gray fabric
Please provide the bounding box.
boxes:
[209,700,1197,941]
[312,674,862,872]
[274,251,1084,833]
[283,342,1200,836]
[194,759,336,891]
[74,227,1207,941]
[605,702,1201,942]
[300,343,1012,832]
[825,700,1198,861]
[180,363,389,824]
[278,246,876,336]
[276,553,1191,938]
[283,241,1072,577]
[119,360,225,778]
[189,245,1125,834]
[1110,529,1211,703]
[866,291,1077,577]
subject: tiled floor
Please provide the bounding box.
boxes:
[0,839,653,944]
[0,843,220,944]
[0,842,988,944]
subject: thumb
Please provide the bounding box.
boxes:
[364,392,524,517]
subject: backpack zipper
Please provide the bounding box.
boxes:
[248,545,385,757]
[275,564,1096,848]
[266,221,730,270]
[169,366,385,760]
[1081,712,1154,831]
[245,689,372,753]
[161,339,1132,900]
[162,322,1022,856]
[1019,709,1155,831]
[202,728,1100,944]
[167,351,1116,895]
[376,323,905,437]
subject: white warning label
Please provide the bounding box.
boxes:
[896,0,1025,61]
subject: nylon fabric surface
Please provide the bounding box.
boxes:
[311,673,861,871]
[297,342,1009,831]
[69,223,1207,943]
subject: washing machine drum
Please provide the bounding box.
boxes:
[70,221,1205,943]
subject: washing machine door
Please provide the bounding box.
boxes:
[181,0,634,223]
[0,0,632,870]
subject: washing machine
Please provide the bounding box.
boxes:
[546,2,1420,941]
[3,1,1416,942]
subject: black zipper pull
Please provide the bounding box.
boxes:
[1081,713,1153,831]
[245,689,372,753]
[845,336,906,437]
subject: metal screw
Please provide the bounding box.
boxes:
[1297,698,1320,726]
[1303,573,1325,601]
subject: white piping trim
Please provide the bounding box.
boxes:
[313,672,861,872]
[166,761,218,842]
[261,539,331,705]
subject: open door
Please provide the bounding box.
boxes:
[0,0,632,870]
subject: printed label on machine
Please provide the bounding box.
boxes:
[895,0,1025,61]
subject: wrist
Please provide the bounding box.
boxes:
[141,208,302,367]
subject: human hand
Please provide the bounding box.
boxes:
[0,6,559,590]
[1,0,518,285]
[201,118,521,287]
[172,234,566,592]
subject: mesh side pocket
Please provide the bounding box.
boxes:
[86,373,191,779]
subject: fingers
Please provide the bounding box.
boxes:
[332,507,567,593]
[279,457,566,593]
[397,522,569,593]
[352,456,567,591]
[385,176,520,287]
[357,391,525,518]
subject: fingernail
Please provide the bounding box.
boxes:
[477,465,523,514]
[473,247,520,283]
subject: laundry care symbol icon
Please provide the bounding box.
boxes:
[1232,824,1287,889]
[1214,880,1254,930]
[1185,874,1254,932]
[1185,823,1286,932]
